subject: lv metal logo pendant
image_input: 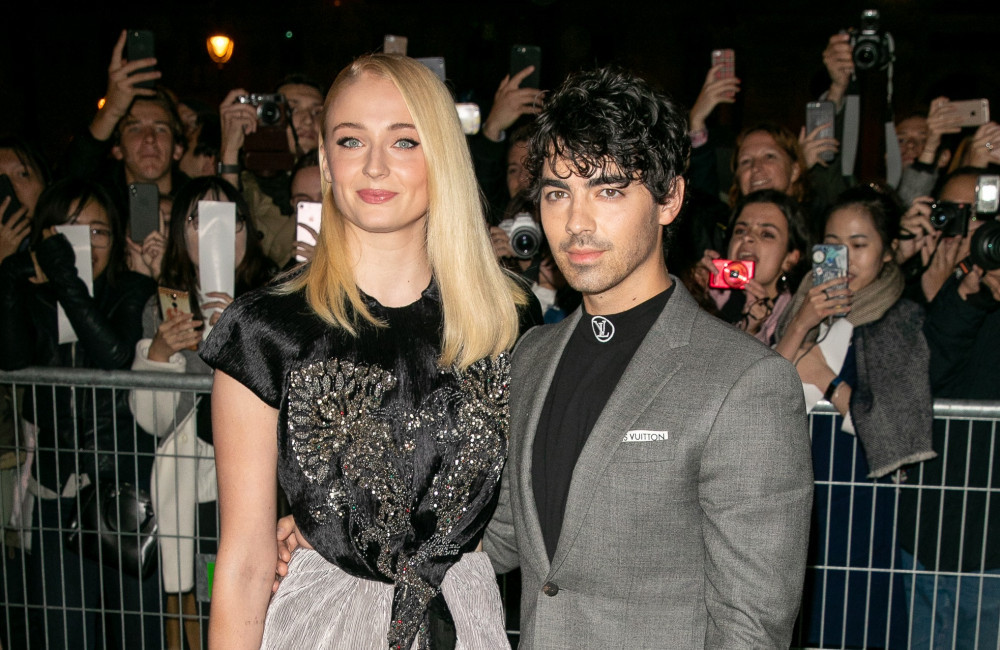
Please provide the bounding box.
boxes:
[591,316,615,342]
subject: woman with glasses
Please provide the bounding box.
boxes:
[0,177,160,648]
[128,175,276,649]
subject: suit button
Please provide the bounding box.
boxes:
[542,581,559,596]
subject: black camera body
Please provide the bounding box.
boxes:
[236,93,294,174]
[236,93,287,128]
[929,201,971,238]
[850,9,893,72]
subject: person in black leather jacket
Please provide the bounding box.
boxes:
[0,177,160,649]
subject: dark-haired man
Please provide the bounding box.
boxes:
[482,66,813,648]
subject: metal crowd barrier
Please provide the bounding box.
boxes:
[1,368,998,649]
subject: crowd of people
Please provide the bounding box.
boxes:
[0,21,998,650]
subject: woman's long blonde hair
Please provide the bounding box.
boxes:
[281,54,526,369]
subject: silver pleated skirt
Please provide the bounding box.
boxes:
[261,548,510,649]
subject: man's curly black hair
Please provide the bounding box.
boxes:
[525,66,690,206]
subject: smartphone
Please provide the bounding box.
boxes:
[709,259,755,290]
[415,57,445,83]
[948,99,989,127]
[510,45,541,89]
[295,201,322,263]
[0,174,23,225]
[126,29,156,90]
[158,286,192,319]
[383,34,408,55]
[711,48,735,79]
[128,182,160,242]
[456,103,481,135]
[812,244,848,290]
[976,174,1000,215]
[806,101,837,163]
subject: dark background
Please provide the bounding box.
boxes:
[2,0,998,167]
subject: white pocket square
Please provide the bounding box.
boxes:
[622,430,669,442]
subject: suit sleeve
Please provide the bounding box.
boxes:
[483,465,520,574]
[700,354,813,648]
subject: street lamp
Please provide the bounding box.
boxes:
[207,35,233,66]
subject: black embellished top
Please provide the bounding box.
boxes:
[201,280,512,650]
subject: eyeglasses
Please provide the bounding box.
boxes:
[185,213,246,233]
[66,215,112,249]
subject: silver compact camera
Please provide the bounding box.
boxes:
[498,212,542,259]
[235,93,287,127]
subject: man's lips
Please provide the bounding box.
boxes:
[565,248,605,264]
[357,189,397,204]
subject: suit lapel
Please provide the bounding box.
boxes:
[515,310,581,576]
[548,282,699,575]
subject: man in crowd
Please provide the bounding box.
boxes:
[481,65,813,648]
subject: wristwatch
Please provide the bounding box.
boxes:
[824,376,844,402]
[217,162,241,175]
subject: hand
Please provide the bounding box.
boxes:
[273,514,313,594]
[90,30,161,141]
[293,223,318,264]
[698,249,721,280]
[822,33,854,105]
[148,310,203,362]
[490,226,516,259]
[917,97,962,164]
[125,236,149,276]
[141,231,166,279]
[481,67,545,142]
[218,88,258,168]
[790,276,853,332]
[688,66,741,133]
[921,235,962,302]
[896,196,937,264]
[967,121,1000,168]
[201,291,234,327]
[799,123,839,169]
[0,200,30,265]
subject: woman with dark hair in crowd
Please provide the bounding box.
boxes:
[699,189,809,345]
[775,184,935,648]
[0,135,51,266]
[0,177,159,649]
[129,175,276,649]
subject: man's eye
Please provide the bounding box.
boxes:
[544,190,567,201]
[598,188,622,198]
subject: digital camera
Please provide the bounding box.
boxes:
[929,201,971,238]
[498,213,542,259]
[850,9,893,72]
[970,220,1000,272]
[709,259,755,290]
[236,93,287,127]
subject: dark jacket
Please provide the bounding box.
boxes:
[0,235,156,491]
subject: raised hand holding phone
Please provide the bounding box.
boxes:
[91,30,161,142]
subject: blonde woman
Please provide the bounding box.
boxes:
[201,54,530,649]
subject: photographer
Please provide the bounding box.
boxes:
[217,74,325,269]
[58,31,189,221]
[896,190,1000,648]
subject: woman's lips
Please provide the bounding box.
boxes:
[357,189,397,204]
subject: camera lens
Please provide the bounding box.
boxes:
[854,44,877,70]
[970,220,1000,271]
[258,102,282,126]
[511,229,539,259]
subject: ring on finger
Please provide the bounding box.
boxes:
[987,142,995,152]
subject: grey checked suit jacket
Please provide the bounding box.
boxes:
[484,282,813,649]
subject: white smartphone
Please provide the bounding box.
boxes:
[296,201,322,262]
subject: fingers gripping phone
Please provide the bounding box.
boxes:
[807,101,837,163]
[126,29,156,89]
[510,45,541,89]
[295,201,322,263]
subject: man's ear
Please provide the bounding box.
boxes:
[111,145,124,161]
[658,177,685,227]
[936,148,953,170]
[173,142,184,162]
